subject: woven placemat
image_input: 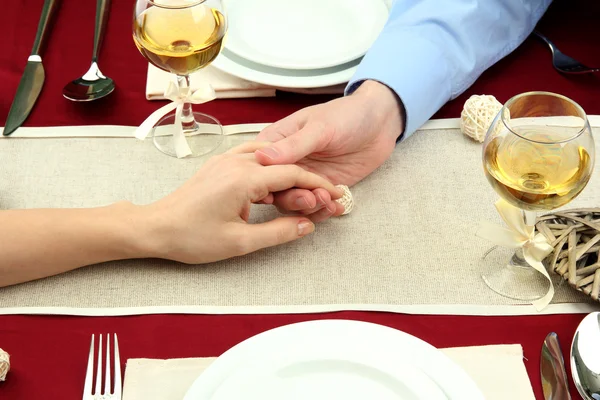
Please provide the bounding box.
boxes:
[537,209,600,300]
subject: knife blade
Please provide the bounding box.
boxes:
[541,332,572,400]
[4,0,59,136]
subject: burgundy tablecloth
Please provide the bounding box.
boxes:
[0,312,590,399]
[2,1,600,399]
[1,0,599,128]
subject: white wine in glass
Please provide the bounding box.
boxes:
[133,0,227,158]
[481,92,595,300]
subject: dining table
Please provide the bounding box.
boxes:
[2,0,600,399]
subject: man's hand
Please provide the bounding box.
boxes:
[255,80,404,221]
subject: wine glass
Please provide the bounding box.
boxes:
[481,92,595,301]
[133,0,227,158]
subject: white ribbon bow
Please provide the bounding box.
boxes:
[477,199,555,310]
[135,81,217,158]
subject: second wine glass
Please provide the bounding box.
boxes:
[133,0,227,158]
[481,91,595,301]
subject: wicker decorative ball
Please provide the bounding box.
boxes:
[536,209,600,300]
[460,95,503,143]
[0,348,9,381]
[336,185,354,215]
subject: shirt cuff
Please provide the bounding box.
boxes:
[346,31,452,139]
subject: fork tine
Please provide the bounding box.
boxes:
[105,333,112,395]
[113,334,122,399]
[95,334,103,395]
[82,334,95,400]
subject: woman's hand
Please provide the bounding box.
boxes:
[144,142,344,264]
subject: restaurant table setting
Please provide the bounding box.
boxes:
[2,0,600,399]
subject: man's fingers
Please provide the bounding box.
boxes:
[271,188,318,211]
[235,218,315,255]
[256,112,305,142]
[252,165,343,202]
[225,141,273,155]
[257,193,275,205]
[255,123,324,166]
[307,204,336,223]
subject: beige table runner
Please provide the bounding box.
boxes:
[122,345,535,400]
[0,126,599,315]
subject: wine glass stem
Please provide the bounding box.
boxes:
[509,209,537,269]
[509,248,528,268]
[176,75,198,132]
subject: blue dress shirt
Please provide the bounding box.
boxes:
[347,0,552,138]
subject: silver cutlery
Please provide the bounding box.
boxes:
[63,0,114,102]
[82,334,122,400]
[3,0,59,136]
[533,30,600,74]
[571,312,600,400]
[541,332,571,400]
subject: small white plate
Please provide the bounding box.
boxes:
[211,48,359,88]
[223,0,389,70]
[183,320,485,400]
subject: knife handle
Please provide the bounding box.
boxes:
[92,0,112,63]
[31,0,60,57]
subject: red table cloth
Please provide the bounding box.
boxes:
[1,0,600,399]
[1,0,599,128]
[0,312,591,399]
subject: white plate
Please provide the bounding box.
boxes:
[211,48,359,88]
[223,0,389,70]
[183,320,485,400]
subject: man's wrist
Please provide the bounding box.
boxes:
[352,80,406,141]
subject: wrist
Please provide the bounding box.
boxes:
[353,80,406,140]
[108,201,160,260]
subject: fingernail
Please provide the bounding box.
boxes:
[295,197,309,208]
[298,221,314,236]
[257,147,280,160]
[326,203,336,213]
[316,193,325,206]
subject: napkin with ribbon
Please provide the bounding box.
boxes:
[477,199,555,311]
[146,65,276,100]
[146,64,346,100]
[121,344,535,400]
[146,65,346,100]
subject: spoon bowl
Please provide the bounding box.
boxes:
[63,0,113,102]
[571,311,600,400]
[63,62,114,101]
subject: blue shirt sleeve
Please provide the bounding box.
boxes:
[346,0,552,139]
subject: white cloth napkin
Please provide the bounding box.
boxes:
[146,64,346,100]
[122,344,535,400]
[146,64,276,100]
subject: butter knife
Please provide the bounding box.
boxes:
[541,332,572,400]
[4,0,60,136]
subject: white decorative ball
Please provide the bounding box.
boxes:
[0,348,9,381]
[336,185,354,215]
[460,95,503,143]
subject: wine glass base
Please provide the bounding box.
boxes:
[481,246,550,302]
[151,111,224,158]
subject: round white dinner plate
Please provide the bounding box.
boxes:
[183,320,485,400]
[211,48,359,88]
[223,0,389,70]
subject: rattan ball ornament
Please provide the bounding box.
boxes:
[460,95,503,143]
[336,185,354,215]
[0,348,9,381]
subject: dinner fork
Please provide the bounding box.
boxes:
[82,334,122,400]
[533,30,600,74]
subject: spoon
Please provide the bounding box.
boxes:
[63,0,114,101]
[571,312,600,399]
